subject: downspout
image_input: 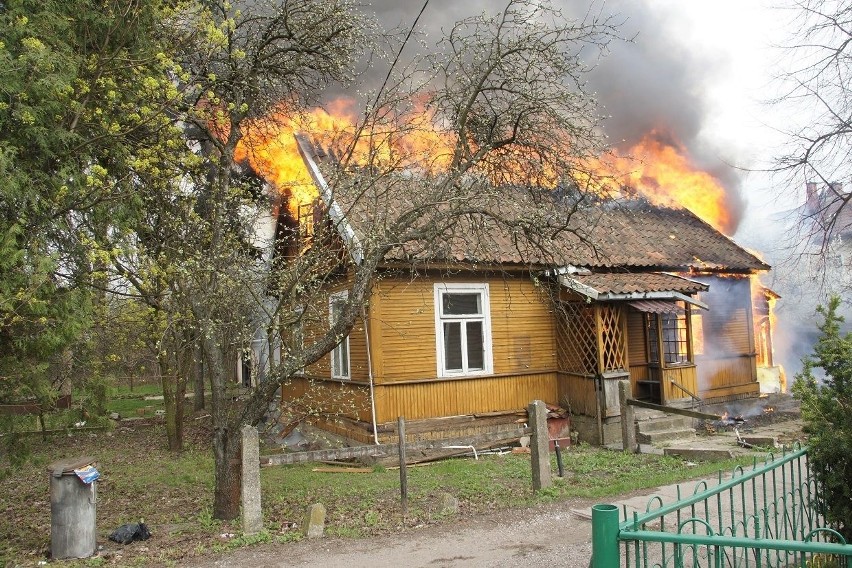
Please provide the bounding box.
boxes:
[362,305,380,445]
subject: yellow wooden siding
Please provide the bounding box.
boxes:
[301,279,369,382]
[280,375,372,422]
[696,355,757,391]
[693,276,757,392]
[491,279,557,374]
[373,372,557,422]
[693,276,758,395]
[370,275,557,383]
[629,364,650,381]
[368,278,437,380]
[557,371,597,416]
[700,381,761,401]
[661,365,698,402]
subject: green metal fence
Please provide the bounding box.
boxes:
[591,446,852,567]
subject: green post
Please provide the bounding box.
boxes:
[591,504,621,568]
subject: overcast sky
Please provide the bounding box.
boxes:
[596,0,805,233]
[358,0,803,243]
[630,1,796,240]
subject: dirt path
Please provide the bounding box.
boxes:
[187,499,597,567]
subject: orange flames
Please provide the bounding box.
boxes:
[593,131,734,234]
[235,101,735,238]
[235,99,456,217]
[235,105,354,217]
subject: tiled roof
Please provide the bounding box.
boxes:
[567,202,769,271]
[297,136,769,274]
[567,272,708,295]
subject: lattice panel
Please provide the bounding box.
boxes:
[556,302,598,375]
[599,304,627,372]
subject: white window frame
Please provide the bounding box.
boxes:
[434,283,493,377]
[329,291,351,380]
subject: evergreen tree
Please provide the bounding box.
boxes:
[793,296,852,539]
[0,0,186,417]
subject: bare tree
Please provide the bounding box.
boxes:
[155,0,619,520]
[774,1,852,252]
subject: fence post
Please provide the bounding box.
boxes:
[591,503,620,568]
[528,400,552,491]
[619,380,637,453]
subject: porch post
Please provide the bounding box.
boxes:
[619,380,637,453]
[240,425,263,535]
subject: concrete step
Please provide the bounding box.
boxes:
[637,427,696,444]
[633,408,670,421]
[636,416,692,433]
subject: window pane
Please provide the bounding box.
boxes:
[338,339,349,376]
[661,312,689,364]
[466,321,484,369]
[647,314,660,364]
[443,322,463,370]
[443,293,481,315]
[332,299,345,321]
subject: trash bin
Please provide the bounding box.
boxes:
[46,456,98,559]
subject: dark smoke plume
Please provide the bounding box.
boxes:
[338,0,748,232]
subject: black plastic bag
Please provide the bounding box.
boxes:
[108,522,151,544]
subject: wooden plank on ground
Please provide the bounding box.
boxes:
[311,467,373,473]
[262,426,531,466]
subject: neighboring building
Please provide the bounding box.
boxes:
[800,181,852,293]
[755,181,852,379]
[275,136,770,445]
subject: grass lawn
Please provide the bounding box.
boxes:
[0,416,753,566]
[104,383,167,418]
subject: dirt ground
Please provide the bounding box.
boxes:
[183,394,806,568]
[185,498,598,568]
[1,393,803,566]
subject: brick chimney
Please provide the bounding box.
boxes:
[806,181,820,214]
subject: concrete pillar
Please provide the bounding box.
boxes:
[528,400,552,491]
[241,425,263,535]
[303,503,326,538]
[619,380,637,453]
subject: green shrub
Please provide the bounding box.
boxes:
[793,296,852,540]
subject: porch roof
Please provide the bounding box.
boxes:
[559,272,710,309]
[564,272,709,296]
[627,299,686,313]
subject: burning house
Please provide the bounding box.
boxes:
[251,134,774,446]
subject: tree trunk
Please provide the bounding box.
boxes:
[158,327,190,452]
[201,327,242,520]
[193,343,205,411]
[174,371,186,449]
[159,361,184,452]
[212,425,241,520]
